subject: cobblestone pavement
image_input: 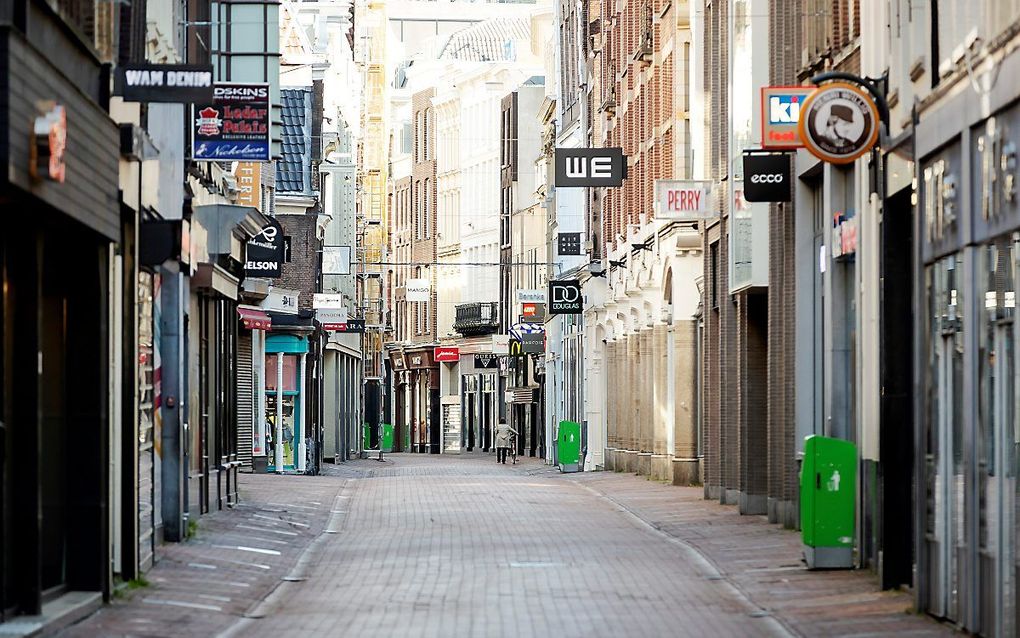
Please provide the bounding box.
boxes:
[63,454,956,638]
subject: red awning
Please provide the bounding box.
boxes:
[238,307,271,330]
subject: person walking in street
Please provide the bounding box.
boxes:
[495,419,517,465]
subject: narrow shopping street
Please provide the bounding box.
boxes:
[60,455,952,638]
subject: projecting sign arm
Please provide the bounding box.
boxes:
[809,71,890,127]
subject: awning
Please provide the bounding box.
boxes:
[238,307,272,330]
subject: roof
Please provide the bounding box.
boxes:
[439,17,530,62]
[277,87,313,194]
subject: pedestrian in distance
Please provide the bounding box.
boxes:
[494,419,517,465]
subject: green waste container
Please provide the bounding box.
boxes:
[801,434,856,569]
[558,420,581,473]
[381,423,394,453]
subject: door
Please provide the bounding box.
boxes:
[925,254,965,621]
[978,237,1018,636]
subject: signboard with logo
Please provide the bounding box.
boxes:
[492,335,510,355]
[323,318,365,333]
[522,302,544,320]
[831,212,858,259]
[549,280,583,314]
[407,351,433,368]
[115,64,214,103]
[554,147,626,187]
[742,152,792,202]
[192,83,270,161]
[316,308,348,327]
[235,161,262,209]
[263,288,299,314]
[520,333,545,354]
[761,86,812,148]
[313,293,345,309]
[406,278,431,302]
[245,217,285,278]
[474,353,499,369]
[30,102,66,183]
[390,351,407,371]
[798,82,880,165]
[558,232,582,255]
[434,346,460,363]
[654,180,714,220]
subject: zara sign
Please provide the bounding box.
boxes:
[554,148,626,187]
[742,151,792,202]
[548,280,583,314]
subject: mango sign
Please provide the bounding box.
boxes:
[654,180,715,220]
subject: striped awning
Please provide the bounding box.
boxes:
[509,387,535,404]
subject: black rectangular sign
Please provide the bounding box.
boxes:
[555,148,626,187]
[115,64,214,103]
[549,280,583,314]
[558,232,582,255]
[193,83,270,161]
[245,217,285,278]
[521,333,545,354]
[324,319,365,333]
[742,151,792,202]
[474,353,499,369]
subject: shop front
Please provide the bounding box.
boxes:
[915,97,1020,635]
[264,333,309,473]
[405,348,440,454]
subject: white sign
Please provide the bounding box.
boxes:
[516,289,546,304]
[262,288,299,314]
[406,278,430,302]
[654,180,715,220]
[322,246,352,275]
[491,335,510,355]
[313,293,345,309]
[315,308,348,324]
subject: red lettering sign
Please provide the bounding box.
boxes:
[434,346,460,363]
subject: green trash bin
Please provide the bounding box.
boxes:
[558,420,581,473]
[801,434,856,569]
[381,423,394,453]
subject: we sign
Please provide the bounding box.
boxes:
[554,148,626,187]
[654,180,715,220]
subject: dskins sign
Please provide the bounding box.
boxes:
[554,148,626,187]
[549,280,583,314]
[193,83,270,161]
[245,216,285,278]
[742,152,792,202]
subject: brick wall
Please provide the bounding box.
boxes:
[277,213,321,310]
[411,88,437,344]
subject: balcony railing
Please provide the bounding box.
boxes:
[454,302,500,336]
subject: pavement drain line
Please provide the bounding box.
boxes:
[216,479,355,638]
[571,480,797,638]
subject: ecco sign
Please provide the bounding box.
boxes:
[549,280,582,315]
[742,152,792,202]
[555,148,626,187]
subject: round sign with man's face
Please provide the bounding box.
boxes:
[798,82,880,164]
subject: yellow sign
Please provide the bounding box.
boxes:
[235,161,262,210]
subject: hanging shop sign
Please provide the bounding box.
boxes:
[315,309,348,328]
[263,288,299,314]
[549,280,583,314]
[742,152,793,202]
[313,293,346,309]
[520,333,545,354]
[516,289,545,304]
[407,351,434,368]
[798,82,880,165]
[522,302,545,320]
[405,278,431,302]
[235,161,262,209]
[554,147,626,187]
[831,212,858,259]
[760,86,812,148]
[654,180,714,220]
[390,351,407,371]
[474,353,499,369]
[245,216,285,278]
[322,246,352,275]
[30,102,66,183]
[558,232,582,255]
[434,346,460,363]
[323,318,365,333]
[115,64,214,103]
[492,334,510,355]
[193,83,270,161]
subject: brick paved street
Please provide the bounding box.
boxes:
[62,454,956,638]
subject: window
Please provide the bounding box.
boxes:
[424,179,431,238]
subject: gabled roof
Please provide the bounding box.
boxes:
[277,87,313,194]
[439,17,530,62]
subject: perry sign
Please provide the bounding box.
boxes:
[654,180,715,221]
